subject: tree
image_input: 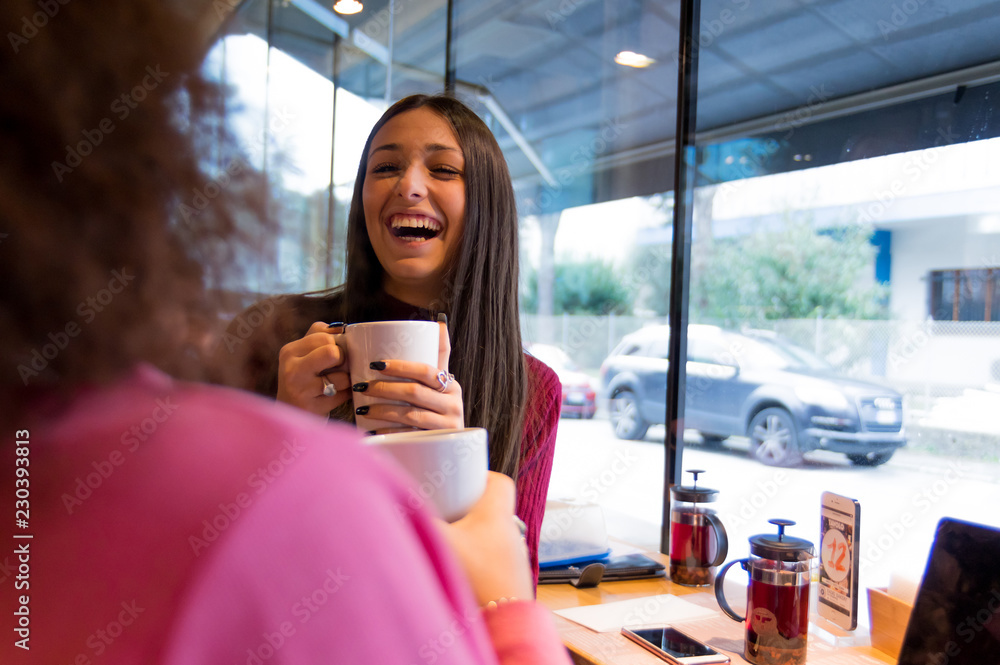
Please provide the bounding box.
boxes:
[692,216,888,326]
[627,242,673,316]
[523,258,632,315]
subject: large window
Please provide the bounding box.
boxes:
[207,0,449,299]
[213,0,1000,622]
[675,0,1000,609]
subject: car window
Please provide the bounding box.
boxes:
[614,342,642,357]
[735,336,832,371]
[687,335,735,366]
[768,338,832,371]
[646,337,670,360]
[528,344,578,371]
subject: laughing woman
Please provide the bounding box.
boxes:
[227,94,561,581]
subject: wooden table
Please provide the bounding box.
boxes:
[536,548,895,665]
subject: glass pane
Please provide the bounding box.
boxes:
[991,270,1000,322]
[212,0,450,301]
[451,0,680,549]
[682,0,1000,625]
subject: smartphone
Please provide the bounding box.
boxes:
[621,626,730,664]
[818,491,861,630]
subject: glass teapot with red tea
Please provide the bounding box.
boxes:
[714,519,815,665]
[668,469,729,586]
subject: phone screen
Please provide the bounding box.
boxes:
[628,627,719,657]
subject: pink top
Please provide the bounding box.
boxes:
[1,366,570,665]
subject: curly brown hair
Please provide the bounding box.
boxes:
[0,0,269,420]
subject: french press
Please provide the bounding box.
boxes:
[668,469,728,586]
[714,519,815,665]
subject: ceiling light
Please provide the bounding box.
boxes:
[614,50,655,68]
[333,0,363,15]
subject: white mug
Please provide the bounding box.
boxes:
[363,427,488,522]
[333,320,440,432]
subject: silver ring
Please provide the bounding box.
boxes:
[321,375,337,397]
[436,370,455,393]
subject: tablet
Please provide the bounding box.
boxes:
[897,517,1000,665]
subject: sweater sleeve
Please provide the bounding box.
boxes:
[483,602,573,665]
[516,355,562,587]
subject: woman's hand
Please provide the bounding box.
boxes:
[438,472,534,607]
[276,322,352,417]
[357,321,464,432]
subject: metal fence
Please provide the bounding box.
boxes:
[522,315,1000,447]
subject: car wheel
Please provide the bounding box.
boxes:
[748,407,803,467]
[847,451,894,467]
[610,390,649,440]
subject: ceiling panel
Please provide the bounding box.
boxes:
[228,0,1000,201]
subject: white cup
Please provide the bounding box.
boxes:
[333,320,439,432]
[363,427,488,522]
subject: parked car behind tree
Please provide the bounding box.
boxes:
[599,325,906,467]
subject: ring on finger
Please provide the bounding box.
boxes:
[321,375,337,397]
[436,370,455,393]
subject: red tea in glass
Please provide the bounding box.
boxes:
[745,562,810,665]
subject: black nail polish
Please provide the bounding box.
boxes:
[369,361,386,371]
[352,382,368,392]
[366,430,377,436]
[355,405,369,415]
[327,321,344,328]
[437,313,448,325]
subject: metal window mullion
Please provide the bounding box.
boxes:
[662,0,701,555]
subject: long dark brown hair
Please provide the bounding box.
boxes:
[341,94,527,479]
[0,0,268,422]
